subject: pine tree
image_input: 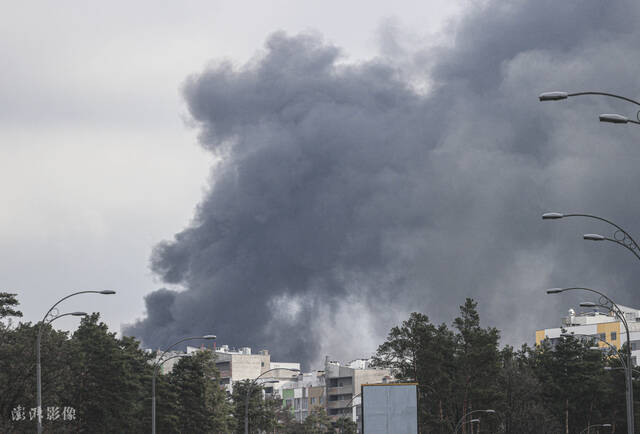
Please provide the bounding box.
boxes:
[171,349,233,433]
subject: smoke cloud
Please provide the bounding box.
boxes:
[125,0,640,368]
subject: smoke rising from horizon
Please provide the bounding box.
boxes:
[124,0,640,369]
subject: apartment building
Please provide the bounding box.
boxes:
[278,357,392,430]
[536,305,640,365]
[212,345,299,393]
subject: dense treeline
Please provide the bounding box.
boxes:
[0,293,637,433]
[0,293,352,433]
[371,298,638,433]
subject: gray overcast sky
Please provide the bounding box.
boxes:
[1,1,460,338]
[5,0,640,370]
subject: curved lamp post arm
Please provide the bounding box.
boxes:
[154,335,216,367]
[245,367,299,434]
[547,287,629,332]
[40,290,115,325]
[453,410,497,434]
[154,354,187,375]
[580,423,613,434]
[585,301,630,337]
[543,213,640,261]
[152,336,214,434]
[539,91,640,125]
[563,332,627,370]
[566,92,640,107]
[343,392,361,410]
[595,235,640,263]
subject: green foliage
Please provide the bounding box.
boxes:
[300,407,332,433]
[1,293,638,433]
[334,415,357,433]
[66,313,153,432]
[231,379,279,433]
[171,349,234,433]
[0,292,22,319]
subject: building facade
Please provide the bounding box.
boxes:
[536,305,640,365]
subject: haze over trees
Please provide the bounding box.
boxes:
[0,294,635,433]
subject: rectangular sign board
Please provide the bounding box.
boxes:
[361,383,418,434]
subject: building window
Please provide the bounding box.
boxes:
[311,397,316,405]
[294,398,300,410]
[599,333,606,342]
[319,396,324,404]
[611,331,617,341]
[302,399,308,409]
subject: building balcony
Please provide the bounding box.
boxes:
[327,385,353,395]
[327,399,351,409]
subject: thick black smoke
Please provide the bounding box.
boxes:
[125,0,640,368]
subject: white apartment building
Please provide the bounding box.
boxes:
[536,305,640,365]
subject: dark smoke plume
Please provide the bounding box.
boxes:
[125,0,640,368]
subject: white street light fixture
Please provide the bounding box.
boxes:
[539,92,569,101]
[539,90,640,128]
[600,114,630,124]
[584,234,606,241]
[542,212,564,219]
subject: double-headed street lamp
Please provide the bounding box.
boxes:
[453,409,499,434]
[36,290,115,434]
[151,335,216,434]
[244,367,300,434]
[548,287,634,434]
[539,91,640,126]
[542,213,640,262]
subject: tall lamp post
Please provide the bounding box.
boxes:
[539,91,640,127]
[547,287,634,434]
[151,335,216,434]
[36,290,115,434]
[244,367,300,434]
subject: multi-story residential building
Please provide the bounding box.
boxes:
[280,371,326,422]
[324,357,393,424]
[278,357,392,431]
[536,305,640,365]
[211,345,300,393]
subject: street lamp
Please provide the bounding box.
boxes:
[151,335,216,434]
[244,367,300,434]
[580,423,612,434]
[453,409,497,434]
[36,290,115,434]
[548,287,634,434]
[542,212,640,264]
[539,90,640,127]
[470,418,480,434]
[560,332,625,367]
